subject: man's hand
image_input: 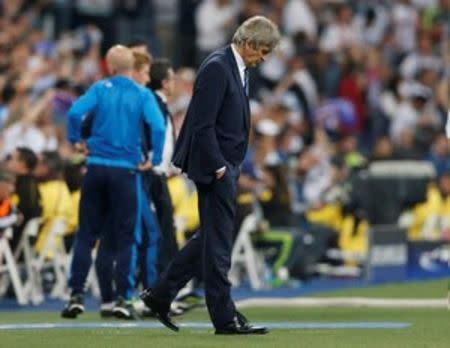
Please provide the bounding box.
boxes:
[74,142,89,155]
[216,166,226,180]
[138,161,153,172]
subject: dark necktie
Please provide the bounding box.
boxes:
[243,68,249,97]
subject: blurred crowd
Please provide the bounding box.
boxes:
[0,0,450,286]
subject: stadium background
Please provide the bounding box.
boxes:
[0,0,449,347]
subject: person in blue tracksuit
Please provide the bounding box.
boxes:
[61,45,165,319]
[94,51,163,320]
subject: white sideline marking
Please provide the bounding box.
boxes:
[0,322,411,330]
[236,298,447,308]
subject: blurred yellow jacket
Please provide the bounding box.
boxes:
[167,176,200,245]
[67,190,81,235]
[35,180,73,255]
[408,185,450,240]
[306,203,343,232]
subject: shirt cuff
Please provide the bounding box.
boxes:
[216,166,226,173]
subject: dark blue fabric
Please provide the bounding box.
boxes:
[172,45,250,184]
[95,176,160,301]
[244,68,249,97]
[145,173,178,274]
[158,45,250,329]
[68,165,139,299]
[154,164,240,328]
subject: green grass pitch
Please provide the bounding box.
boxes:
[1,279,449,348]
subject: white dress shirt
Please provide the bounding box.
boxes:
[152,90,174,176]
[231,44,246,87]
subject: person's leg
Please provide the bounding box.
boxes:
[147,173,178,273]
[140,191,160,289]
[137,222,149,289]
[199,168,238,329]
[95,218,115,304]
[254,230,294,275]
[68,166,107,295]
[62,165,107,318]
[95,219,119,317]
[107,168,140,301]
[152,230,203,309]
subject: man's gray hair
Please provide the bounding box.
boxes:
[232,16,280,50]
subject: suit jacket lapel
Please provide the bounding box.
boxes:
[226,46,250,131]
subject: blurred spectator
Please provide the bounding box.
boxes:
[1,90,58,159]
[297,129,333,208]
[62,158,85,252]
[314,98,358,139]
[167,175,200,246]
[399,31,442,80]
[33,151,72,255]
[407,171,450,240]
[335,135,366,170]
[422,0,450,39]
[0,169,19,238]
[195,0,239,64]
[319,3,361,53]
[353,2,388,47]
[176,0,200,68]
[5,147,42,251]
[427,132,450,176]
[370,136,395,162]
[338,58,368,131]
[153,0,178,59]
[170,67,196,136]
[390,82,440,148]
[282,0,317,40]
[391,0,419,57]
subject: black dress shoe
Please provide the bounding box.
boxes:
[215,314,268,335]
[140,288,179,332]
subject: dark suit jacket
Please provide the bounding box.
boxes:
[172,45,250,184]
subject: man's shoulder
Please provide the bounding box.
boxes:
[200,46,231,71]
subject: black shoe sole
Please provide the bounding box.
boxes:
[215,327,269,335]
[140,290,179,332]
[155,313,180,332]
[61,307,84,319]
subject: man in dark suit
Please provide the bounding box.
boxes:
[141,16,280,335]
[147,59,178,274]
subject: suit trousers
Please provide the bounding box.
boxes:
[153,164,239,329]
[146,172,178,273]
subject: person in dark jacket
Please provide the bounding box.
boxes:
[5,147,41,251]
[141,16,280,335]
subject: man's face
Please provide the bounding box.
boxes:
[242,43,272,68]
[5,150,26,175]
[133,64,150,86]
[162,68,176,97]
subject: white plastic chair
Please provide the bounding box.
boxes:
[0,227,28,305]
[229,206,267,290]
